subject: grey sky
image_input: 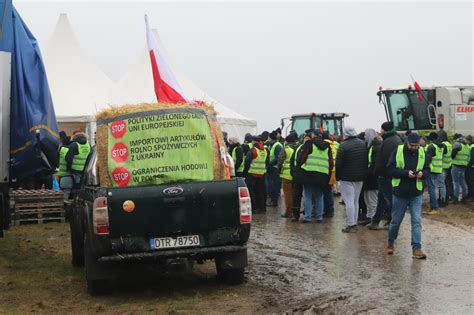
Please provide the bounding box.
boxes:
[15,1,473,134]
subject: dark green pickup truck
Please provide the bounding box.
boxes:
[62,148,251,295]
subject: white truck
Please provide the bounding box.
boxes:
[377,86,474,136]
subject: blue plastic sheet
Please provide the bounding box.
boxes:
[7,5,60,181]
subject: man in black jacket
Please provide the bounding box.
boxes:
[289,130,312,222]
[363,128,382,224]
[336,126,368,232]
[387,133,428,259]
[368,121,402,230]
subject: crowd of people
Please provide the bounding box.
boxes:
[226,122,474,259]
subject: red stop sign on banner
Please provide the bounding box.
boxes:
[110,142,129,163]
[110,120,127,139]
[112,167,131,187]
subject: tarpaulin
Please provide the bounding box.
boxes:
[9,6,59,181]
[0,0,13,52]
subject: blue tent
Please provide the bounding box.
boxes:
[1,1,60,182]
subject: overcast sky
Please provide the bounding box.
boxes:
[15,0,473,133]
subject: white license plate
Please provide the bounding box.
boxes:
[150,235,200,250]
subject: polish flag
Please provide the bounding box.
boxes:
[145,15,190,104]
[413,80,424,102]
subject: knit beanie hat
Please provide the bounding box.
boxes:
[381,121,394,132]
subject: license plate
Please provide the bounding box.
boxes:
[149,235,200,250]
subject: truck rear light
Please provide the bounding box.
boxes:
[239,187,252,224]
[93,197,109,235]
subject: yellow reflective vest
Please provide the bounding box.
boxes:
[392,145,425,191]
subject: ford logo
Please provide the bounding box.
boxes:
[163,187,184,196]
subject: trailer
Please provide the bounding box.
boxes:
[1,1,61,236]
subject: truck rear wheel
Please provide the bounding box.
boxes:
[70,207,84,267]
[70,222,84,267]
[84,236,109,295]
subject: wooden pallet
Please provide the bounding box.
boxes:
[10,189,65,225]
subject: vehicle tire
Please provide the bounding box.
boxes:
[84,236,109,295]
[70,221,84,267]
[216,266,245,285]
[70,206,84,267]
[86,278,109,296]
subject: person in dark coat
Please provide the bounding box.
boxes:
[228,137,244,178]
[65,131,91,184]
[368,121,402,230]
[387,133,428,259]
[297,130,334,223]
[266,131,283,207]
[242,133,253,156]
[290,130,312,222]
[336,126,368,232]
[361,128,382,224]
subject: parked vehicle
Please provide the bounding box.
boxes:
[377,85,474,136]
[282,112,349,139]
[61,147,251,295]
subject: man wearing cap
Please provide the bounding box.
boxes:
[297,129,334,223]
[387,132,428,259]
[228,137,245,178]
[242,133,253,156]
[266,131,283,207]
[424,132,446,214]
[277,132,299,218]
[369,121,403,230]
[243,136,269,213]
[289,130,312,222]
[451,134,470,203]
[336,126,368,233]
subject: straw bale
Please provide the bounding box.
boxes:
[95,102,226,187]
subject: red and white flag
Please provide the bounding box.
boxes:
[145,15,189,103]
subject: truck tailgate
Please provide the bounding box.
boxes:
[106,179,240,237]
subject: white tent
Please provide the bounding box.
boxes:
[43,14,120,141]
[44,14,257,142]
[117,31,257,141]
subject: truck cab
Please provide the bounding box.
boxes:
[62,147,251,295]
[377,86,474,136]
[288,112,348,139]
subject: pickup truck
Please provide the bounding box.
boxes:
[61,147,252,295]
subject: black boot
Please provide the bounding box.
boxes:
[292,207,300,222]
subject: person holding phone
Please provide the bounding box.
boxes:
[386,133,429,259]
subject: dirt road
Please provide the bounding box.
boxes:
[0,198,473,313]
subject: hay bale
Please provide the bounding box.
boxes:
[95,102,228,187]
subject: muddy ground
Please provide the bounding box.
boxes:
[0,196,473,314]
